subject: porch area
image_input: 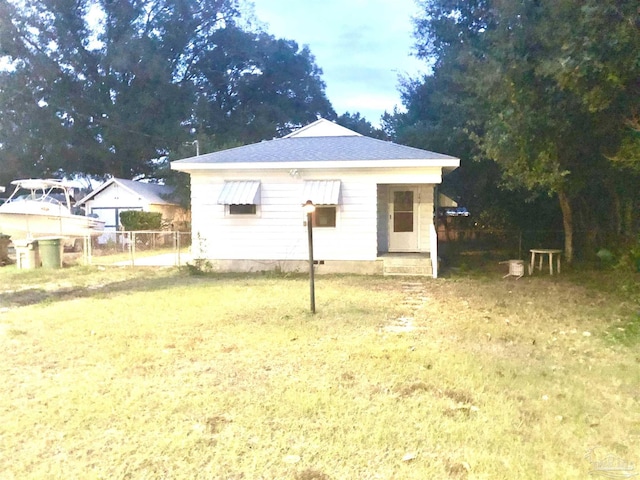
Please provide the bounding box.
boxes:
[376,183,438,277]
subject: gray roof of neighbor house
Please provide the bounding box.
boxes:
[173,135,457,166]
[76,178,178,206]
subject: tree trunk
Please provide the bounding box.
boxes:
[610,184,622,236]
[558,190,573,263]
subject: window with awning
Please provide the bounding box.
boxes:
[218,181,260,215]
[301,180,341,205]
[302,180,341,228]
[217,181,261,205]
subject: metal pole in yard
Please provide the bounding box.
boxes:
[303,200,316,314]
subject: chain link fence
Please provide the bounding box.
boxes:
[438,228,565,258]
[82,228,560,268]
[79,231,192,267]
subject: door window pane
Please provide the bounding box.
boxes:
[393,191,413,232]
[394,212,414,232]
[394,191,413,212]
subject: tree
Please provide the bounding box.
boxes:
[336,112,387,139]
[540,0,640,168]
[189,27,334,144]
[0,0,217,182]
[405,0,640,262]
[0,0,334,185]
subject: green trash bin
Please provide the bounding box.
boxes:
[39,238,62,269]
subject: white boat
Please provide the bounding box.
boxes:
[0,179,105,242]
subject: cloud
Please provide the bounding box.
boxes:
[252,0,425,122]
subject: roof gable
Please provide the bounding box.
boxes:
[76,178,177,206]
[284,119,361,138]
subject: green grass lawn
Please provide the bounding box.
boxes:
[0,265,638,479]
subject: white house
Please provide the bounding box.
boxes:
[171,119,459,277]
[76,178,189,243]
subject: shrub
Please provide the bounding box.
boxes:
[119,211,162,231]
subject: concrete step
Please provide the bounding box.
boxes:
[382,256,433,276]
[384,266,433,276]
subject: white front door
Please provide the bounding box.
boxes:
[389,188,418,252]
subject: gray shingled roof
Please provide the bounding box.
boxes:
[173,135,457,165]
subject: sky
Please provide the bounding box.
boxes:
[249,0,428,126]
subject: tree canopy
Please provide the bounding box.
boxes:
[391,0,640,261]
[336,112,387,140]
[0,0,335,185]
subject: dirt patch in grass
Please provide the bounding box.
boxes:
[0,265,203,308]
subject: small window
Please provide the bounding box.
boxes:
[229,204,256,215]
[313,206,336,227]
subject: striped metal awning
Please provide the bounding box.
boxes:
[301,180,341,205]
[217,181,261,205]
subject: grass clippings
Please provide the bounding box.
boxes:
[0,265,638,479]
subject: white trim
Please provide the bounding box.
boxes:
[173,158,460,172]
[430,223,438,278]
[76,178,119,205]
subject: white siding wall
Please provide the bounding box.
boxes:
[189,167,442,262]
[191,171,379,261]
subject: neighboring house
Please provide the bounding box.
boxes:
[171,119,459,277]
[76,178,189,243]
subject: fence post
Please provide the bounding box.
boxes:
[84,235,91,265]
[172,230,177,266]
[130,231,136,266]
[519,230,522,259]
